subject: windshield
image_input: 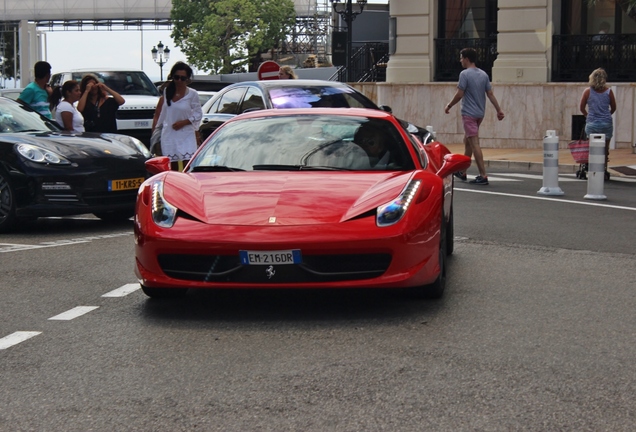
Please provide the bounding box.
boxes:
[189,114,415,172]
[268,85,379,109]
[72,71,160,97]
[0,99,60,133]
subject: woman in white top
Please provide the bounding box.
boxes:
[151,61,202,171]
[50,80,85,133]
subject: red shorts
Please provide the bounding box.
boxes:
[462,116,483,138]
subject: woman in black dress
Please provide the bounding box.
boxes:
[77,74,125,133]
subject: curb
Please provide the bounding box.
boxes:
[485,159,635,178]
[485,160,579,174]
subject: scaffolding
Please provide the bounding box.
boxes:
[282,0,332,63]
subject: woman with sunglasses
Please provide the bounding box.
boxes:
[151,61,203,171]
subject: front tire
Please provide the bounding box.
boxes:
[412,213,447,299]
[446,205,454,256]
[0,168,17,233]
[141,285,188,299]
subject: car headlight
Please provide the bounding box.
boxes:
[103,134,152,158]
[16,143,71,165]
[151,179,178,228]
[376,180,421,227]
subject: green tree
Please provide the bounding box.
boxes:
[171,0,296,74]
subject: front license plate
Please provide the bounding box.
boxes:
[239,250,302,265]
[134,121,150,128]
[108,177,144,191]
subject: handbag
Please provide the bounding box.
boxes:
[149,124,162,155]
[149,93,167,156]
[567,127,589,164]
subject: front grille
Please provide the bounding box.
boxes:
[158,253,392,283]
[82,190,138,206]
[116,109,156,120]
[43,192,80,202]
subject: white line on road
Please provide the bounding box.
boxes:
[492,173,582,182]
[48,306,99,321]
[102,283,140,297]
[0,232,132,254]
[0,331,41,350]
[456,188,636,211]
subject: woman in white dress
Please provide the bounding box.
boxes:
[49,80,85,133]
[151,62,202,171]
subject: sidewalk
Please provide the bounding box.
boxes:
[445,143,636,179]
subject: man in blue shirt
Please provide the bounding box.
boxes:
[17,61,53,119]
[444,48,504,185]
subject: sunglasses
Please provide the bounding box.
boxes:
[173,75,189,81]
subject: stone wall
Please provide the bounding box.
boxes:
[351,82,636,150]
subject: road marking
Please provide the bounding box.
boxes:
[493,173,582,182]
[467,175,521,182]
[0,232,132,254]
[494,172,636,184]
[48,306,99,321]
[0,331,41,350]
[102,283,140,297]
[456,188,636,211]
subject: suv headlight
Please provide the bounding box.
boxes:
[16,144,71,165]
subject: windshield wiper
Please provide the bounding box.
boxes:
[191,165,245,172]
[253,164,350,171]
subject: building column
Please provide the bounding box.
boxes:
[385,0,433,83]
[19,20,42,85]
[492,0,551,83]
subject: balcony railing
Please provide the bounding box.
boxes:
[333,42,389,83]
[434,38,497,82]
[552,34,636,82]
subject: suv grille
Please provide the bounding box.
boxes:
[117,109,156,120]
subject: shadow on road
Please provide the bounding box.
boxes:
[136,270,458,328]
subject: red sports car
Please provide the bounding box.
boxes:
[134,108,470,299]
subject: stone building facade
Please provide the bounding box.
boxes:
[352,0,636,150]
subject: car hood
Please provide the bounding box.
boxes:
[162,171,417,225]
[2,132,143,159]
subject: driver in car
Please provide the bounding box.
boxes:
[354,123,392,169]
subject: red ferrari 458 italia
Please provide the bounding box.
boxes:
[134,108,470,299]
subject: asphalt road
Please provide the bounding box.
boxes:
[1,171,635,431]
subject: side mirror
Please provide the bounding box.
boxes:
[145,156,172,175]
[437,154,471,179]
[378,105,393,113]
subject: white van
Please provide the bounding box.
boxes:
[50,69,160,145]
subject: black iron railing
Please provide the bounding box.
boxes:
[332,42,389,82]
[552,34,636,82]
[434,38,497,82]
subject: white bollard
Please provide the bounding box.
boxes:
[584,133,607,200]
[537,130,564,196]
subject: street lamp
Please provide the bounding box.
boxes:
[330,0,367,82]
[151,41,171,81]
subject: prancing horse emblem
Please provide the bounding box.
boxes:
[266,265,275,279]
